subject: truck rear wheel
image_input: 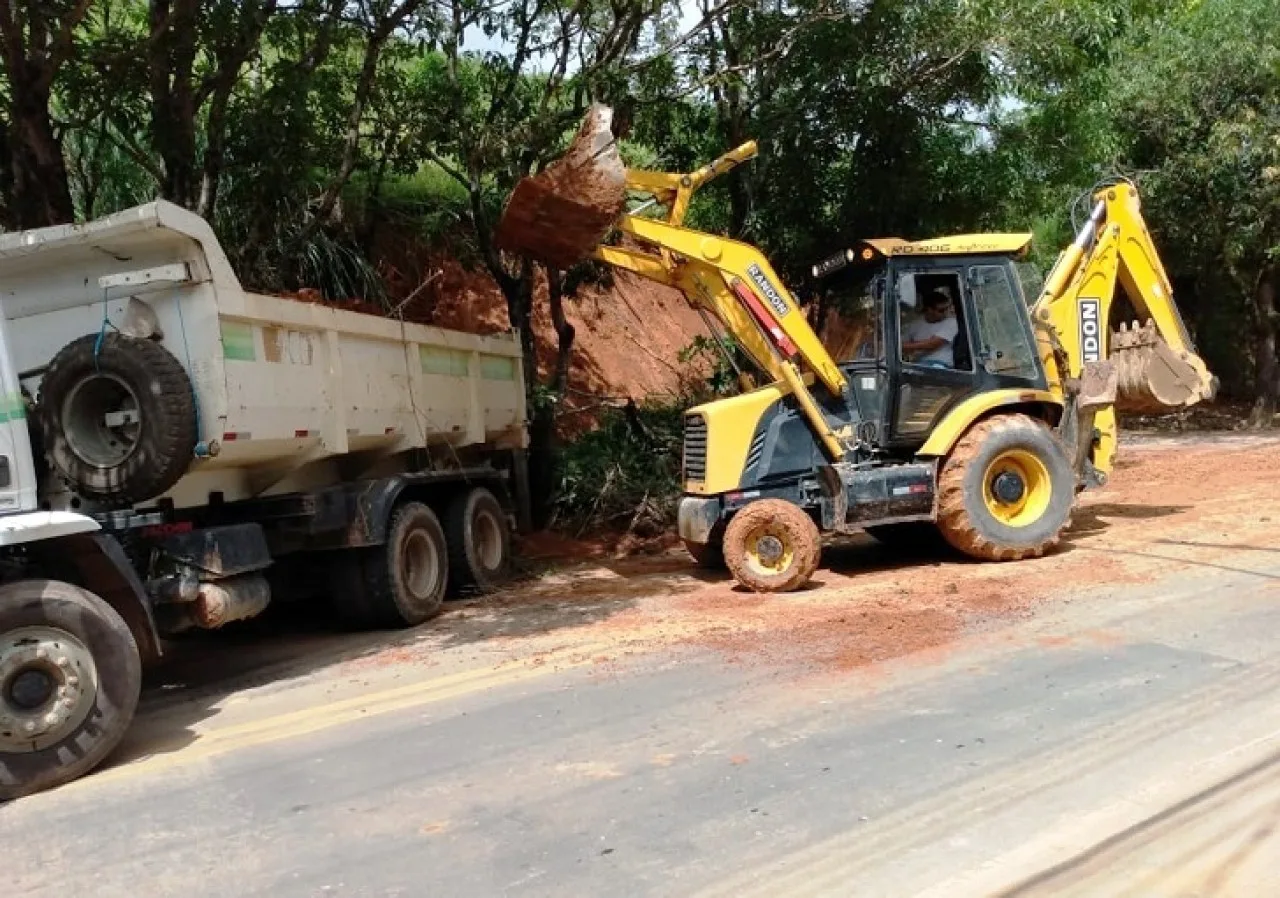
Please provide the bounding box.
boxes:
[0,580,141,799]
[935,413,1074,561]
[336,502,448,629]
[38,333,197,506]
[446,487,512,596]
[723,499,821,593]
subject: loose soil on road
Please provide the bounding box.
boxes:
[341,431,1280,682]
[148,431,1280,716]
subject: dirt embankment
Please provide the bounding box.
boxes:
[326,242,713,429]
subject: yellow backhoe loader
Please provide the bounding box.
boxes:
[496,105,1217,592]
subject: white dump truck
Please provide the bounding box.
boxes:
[0,201,530,798]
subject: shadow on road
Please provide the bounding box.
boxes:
[1065,503,1189,541]
[98,560,708,773]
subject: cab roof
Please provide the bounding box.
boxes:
[812,232,1034,278]
[861,233,1033,258]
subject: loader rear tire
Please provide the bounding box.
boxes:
[935,413,1074,561]
[723,499,820,593]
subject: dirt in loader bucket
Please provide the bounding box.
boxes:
[1110,319,1217,415]
[494,104,629,271]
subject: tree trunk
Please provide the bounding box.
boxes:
[6,79,76,228]
[149,0,201,209]
[0,1,88,229]
[547,268,576,397]
[1249,264,1279,428]
[493,262,556,530]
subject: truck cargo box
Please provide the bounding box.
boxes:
[0,201,527,509]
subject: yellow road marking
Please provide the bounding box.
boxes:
[77,642,611,791]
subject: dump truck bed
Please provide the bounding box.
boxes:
[0,201,527,508]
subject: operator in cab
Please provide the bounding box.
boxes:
[902,289,958,367]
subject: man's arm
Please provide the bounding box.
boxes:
[902,334,947,355]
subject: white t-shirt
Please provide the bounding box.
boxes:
[904,315,959,366]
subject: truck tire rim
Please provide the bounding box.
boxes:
[743,524,794,575]
[62,372,143,468]
[0,626,98,753]
[402,530,441,600]
[983,449,1051,527]
[473,508,504,572]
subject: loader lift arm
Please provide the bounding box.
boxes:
[495,107,853,462]
[597,177,853,461]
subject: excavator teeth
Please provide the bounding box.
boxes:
[493,103,628,270]
[1110,319,1216,414]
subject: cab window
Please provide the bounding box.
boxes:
[896,271,972,372]
[969,264,1039,378]
[816,265,884,364]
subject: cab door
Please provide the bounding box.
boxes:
[964,260,1047,387]
[886,259,983,448]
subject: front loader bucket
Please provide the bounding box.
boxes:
[1111,320,1217,415]
[493,103,628,270]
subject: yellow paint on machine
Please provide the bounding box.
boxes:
[685,382,788,496]
[916,388,1063,458]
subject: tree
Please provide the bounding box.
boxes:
[0,0,94,228]
[400,0,673,523]
[1103,0,1280,419]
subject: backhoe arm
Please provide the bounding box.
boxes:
[1031,182,1216,477]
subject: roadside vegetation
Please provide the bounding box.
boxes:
[0,0,1276,532]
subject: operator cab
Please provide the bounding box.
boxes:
[811,234,1047,453]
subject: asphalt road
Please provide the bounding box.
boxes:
[4,537,1280,898]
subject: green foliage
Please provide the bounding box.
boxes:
[549,398,687,534]
[677,334,743,398]
[3,0,1280,530]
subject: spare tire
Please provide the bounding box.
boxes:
[38,333,197,506]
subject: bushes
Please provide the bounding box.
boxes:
[549,397,686,536]
[547,333,744,537]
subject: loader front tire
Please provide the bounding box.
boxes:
[935,413,1074,561]
[723,499,821,593]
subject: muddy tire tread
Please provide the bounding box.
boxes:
[935,413,1073,561]
[723,499,821,593]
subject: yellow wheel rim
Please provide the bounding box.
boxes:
[741,521,796,576]
[982,448,1052,527]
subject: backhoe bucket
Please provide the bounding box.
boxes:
[1110,320,1217,415]
[493,104,628,270]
